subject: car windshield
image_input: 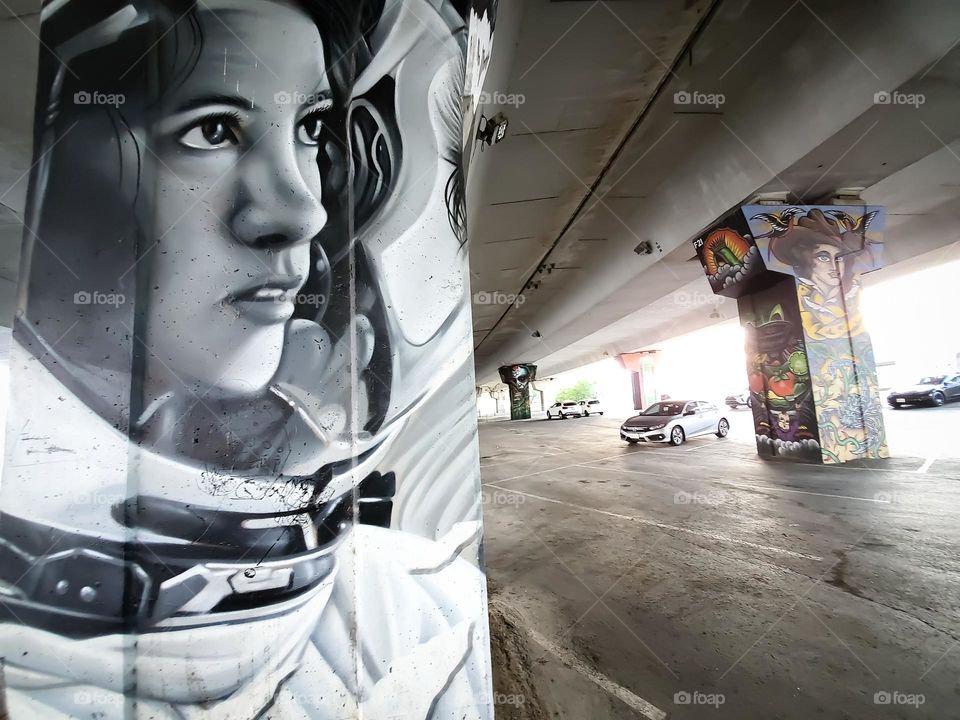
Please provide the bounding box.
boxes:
[918,376,945,385]
[640,402,684,416]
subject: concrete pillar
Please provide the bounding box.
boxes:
[617,351,660,410]
[498,364,538,419]
[694,204,888,464]
[0,1,496,717]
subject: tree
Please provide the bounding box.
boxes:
[555,379,596,403]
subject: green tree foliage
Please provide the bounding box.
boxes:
[555,379,596,403]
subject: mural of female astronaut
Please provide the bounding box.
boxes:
[0,0,494,717]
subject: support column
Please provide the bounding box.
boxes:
[694,204,888,464]
[617,351,660,410]
[498,364,538,419]
[0,1,496,717]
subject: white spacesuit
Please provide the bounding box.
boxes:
[0,0,494,717]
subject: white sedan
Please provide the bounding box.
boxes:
[620,400,729,446]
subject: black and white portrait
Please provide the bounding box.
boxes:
[0,1,495,717]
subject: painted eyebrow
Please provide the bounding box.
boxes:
[176,94,260,113]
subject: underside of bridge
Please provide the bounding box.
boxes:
[468,0,960,385]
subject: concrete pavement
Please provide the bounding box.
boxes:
[482,409,960,719]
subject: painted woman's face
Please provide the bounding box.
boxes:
[145,0,329,398]
[810,243,842,293]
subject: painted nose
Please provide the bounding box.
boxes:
[230,145,328,249]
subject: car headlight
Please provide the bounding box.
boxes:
[648,423,665,430]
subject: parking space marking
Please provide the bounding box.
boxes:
[524,621,668,720]
[581,464,897,504]
[485,483,824,562]
[486,449,643,484]
[915,457,937,474]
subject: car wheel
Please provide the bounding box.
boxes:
[747,397,753,409]
[716,418,729,438]
[669,426,685,446]
[599,412,604,415]
[583,411,590,417]
[932,392,946,407]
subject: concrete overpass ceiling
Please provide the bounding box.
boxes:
[466,0,716,357]
[0,2,39,320]
[470,0,960,384]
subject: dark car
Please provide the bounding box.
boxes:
[887,374,960,408]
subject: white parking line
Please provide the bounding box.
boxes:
[485,483,824,562]
[524,622,668,720]
[581,464,896,504]
[915,456,937,474]
[486,449,641,484]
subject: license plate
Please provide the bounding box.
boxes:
[896,399,905,404]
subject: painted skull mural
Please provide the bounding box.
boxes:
[497,363,537,420]
[0,1,496,717]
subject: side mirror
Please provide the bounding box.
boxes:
[684,410,696,416]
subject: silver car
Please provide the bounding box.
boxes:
[620,400,729,446]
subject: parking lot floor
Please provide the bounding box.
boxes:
[481,407,960,719]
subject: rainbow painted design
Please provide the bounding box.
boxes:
[702,228,752,275]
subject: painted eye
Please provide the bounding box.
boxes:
[297,113,323,145]
[180,117,240,150]
[814,251,832,263]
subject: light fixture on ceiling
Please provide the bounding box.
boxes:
[633,241,653,255]
[477,112,509,147]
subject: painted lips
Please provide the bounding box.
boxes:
[227,275,303,324]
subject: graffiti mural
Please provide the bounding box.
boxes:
[739,277,821,461]
[747,205,888,463]
[693,207,764,296]
[498,363,537,420]
[0,1,495,717]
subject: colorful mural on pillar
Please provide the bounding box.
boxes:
[695,204,887,464]
[739,277,821,461]
[498,364,537,419]
[0,1,496,717]
[746,205,888,463]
